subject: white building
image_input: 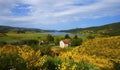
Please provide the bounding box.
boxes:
[60,39,71,48]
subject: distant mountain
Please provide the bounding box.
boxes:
[60,22,120,36]
[0,25,53,33]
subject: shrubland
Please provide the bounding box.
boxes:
[0,34,120,70]
[59,36,120,70]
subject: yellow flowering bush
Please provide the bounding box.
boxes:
[0,45,17,55]
[57,60,77,70]
[0,36,120,70]
[0,45,47,70]
[59,36,120,70]
[17,45,47,69]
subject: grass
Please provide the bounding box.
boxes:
[0,33,86,42]
[0,36,18,42]
[0,33,48,43]
[7,33,47,39]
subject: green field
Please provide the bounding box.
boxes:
[0,33,49,42]
[0,33,85,43]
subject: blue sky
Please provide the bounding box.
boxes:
[0,0,120,30]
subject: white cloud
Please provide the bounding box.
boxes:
[0,0,120,26]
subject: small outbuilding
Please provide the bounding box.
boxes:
[59,39,71,48]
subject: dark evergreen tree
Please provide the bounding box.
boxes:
[74,35,78,39]
[64,34,70,39]
[71,38,83,46]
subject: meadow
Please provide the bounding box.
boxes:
[0,33,120,70]
[0,33,48,43]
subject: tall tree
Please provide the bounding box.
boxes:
[46,34,54,42]
[74,35,78,39]
[71,38,83,46]
[64,34,70,39]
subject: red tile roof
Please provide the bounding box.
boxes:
[63,39,71,44]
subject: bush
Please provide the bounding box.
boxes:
[55,38,61,45]
[64,34,71,39]
[46,34,54,43]
[42,56,62,70]
[86,34,95,39]
[111,60,120,70]
[0,51,26,70]
[0,41,7,46]
[27,39,39,46]
[17,46,47,70]
[0,33,7,37]
[76,61,100,70]
[71,38,83,46]
[56,59,100,70]
[40,46,53,56]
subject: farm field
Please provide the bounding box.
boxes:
[0,33,47,43]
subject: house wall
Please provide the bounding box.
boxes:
[60,41,65,48]
[60,41,69,48]
[65,44,68,47]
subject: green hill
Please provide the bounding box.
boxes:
[59,36,120,69]
[0,25,54,33]
[0,25,41,33]
[60,22,120,36]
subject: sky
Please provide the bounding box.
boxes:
[0,0,120,30]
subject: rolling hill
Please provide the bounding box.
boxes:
[0,25,54,33]
[60,22,120,36]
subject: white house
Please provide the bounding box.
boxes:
[60,39,71,48]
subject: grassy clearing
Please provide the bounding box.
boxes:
[0,33,86,43]
[7,33,47,40]
[0,36,18,42]
[0,33,48,43]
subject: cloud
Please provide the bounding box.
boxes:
[0,0,120,27]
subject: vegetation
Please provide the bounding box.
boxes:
[71,38,83,46]
[0,22,120,70]
[0,45,47,70]
[0,25,55,33]
[71,35,83,46]
[60,22,120,36]
[46,34,54,43]
[59,36,120,70]
[64,34,71,39]
[0,33,120,70]
[73,35,78,39]
[0,33,47,43]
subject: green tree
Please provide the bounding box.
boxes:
[46,34,54,43]
[55,38,61,45]
[71,38,83,46]
[74,35,78,39]
[64,34,70,39]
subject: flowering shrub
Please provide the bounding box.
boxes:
[59,36,120,70]
[17,45,47,69]
[0,36,120,70]
[56,60,100,70]
[0,45,47,70]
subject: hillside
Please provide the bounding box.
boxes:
[60,22,120,36]
[59,36,120,70]
[0,25,54,33]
